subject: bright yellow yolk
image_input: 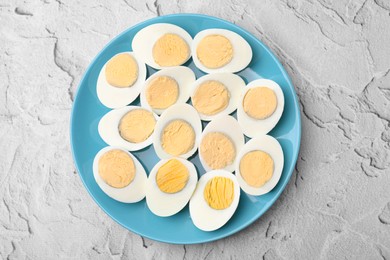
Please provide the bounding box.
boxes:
[192,80,230,115]
[156,159,189,193]
[119,109,156,143]
[105,53,138,88]
[196,34,233,69]
[240,150,274,187]
[152,33,190,66]
[161,120,195,156]
[98,149,135,188]
[204,177,234,210]
[146,76,179,109]
[243,87,277,120]
[200,132,235,169]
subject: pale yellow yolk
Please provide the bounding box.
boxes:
[196,34,233,69]
[105,53,138,88]
[200,132,235,169]
[156,159,189,193]
[204,177,234,210]
[161,120,195,156]
[240,150,274,187]
[119,109,156,143]
[146,76,179,109]
[152,33,190,66]
[98,149,135,188]
[192,80,230,115]
[243,87,277,120]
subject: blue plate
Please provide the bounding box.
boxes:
[70,13,301,244]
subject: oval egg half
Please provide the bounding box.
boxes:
[192,29,252,74]
[235,135,284,196]
[199,115,244,172]
[140,66,195,115]
[146,158,198,217]
[190,73,245,121]
[189,170,240,231]
[98,106,159,151]
[97,52,147,109]
[132,23,192,69]
[237,79,285,138]
[93,146,147,203]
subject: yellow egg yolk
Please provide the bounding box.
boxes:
[192,80,230,115]
[243,87,277,120]
[200,132,235,169]
[156,159,189,193]
[239,150,274,187]
[98,149,135,188]
[146,76,179,109]
[161,120,195,156]
[204,176,234,210]
[196,34,233,69]
[105,53,138,88]
[119,109,156,143]
[152,33,190,66]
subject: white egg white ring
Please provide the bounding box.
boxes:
[146,158,198,217]
[96,52,147,109]
[190,73,245,121]
[153,103,202,159]
[237,79,285,138]
[191,29,253,74]
[140,66,196,115]
[98,106,159,151]
[235,135,284,196]
[189,170,240,232]
[92,146,147,203]
[132,23,193,70]
[198,115,244,172]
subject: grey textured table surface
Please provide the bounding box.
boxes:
[1,0,390,259]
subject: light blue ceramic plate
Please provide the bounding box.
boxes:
[70,13,301,244]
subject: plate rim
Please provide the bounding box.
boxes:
[70,13,302,245]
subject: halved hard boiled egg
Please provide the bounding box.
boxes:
[237,79,285,138]
[189,170,240,231]
[235,135,284,196]
[140,66,195,115]
[199,115,244,172]
[98,106,158,151]
[97,52,146,109]
[93,146,147,203]
[146,158,198,217]
[153,103,202,159]
[132,23,192,69]
[192,29,252,74]
[190,73,245,121]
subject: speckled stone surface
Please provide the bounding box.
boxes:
[1,0,390,259]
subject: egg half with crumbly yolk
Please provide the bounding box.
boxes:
[96,52,146,109]
[92,146,147,203]
[146,158,198,217]
[132,23,192,70]
[189,170,240,231]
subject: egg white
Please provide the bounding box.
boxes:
[140,66,195,115]
[235,135,284,196]
[191,29,253,74]
[237,79,285,138]
[98,106,159,151]
[189,170,240,232]
[190,73,245,121]
[96,52,147,109]
[92,146,147,203]
[132,23,192,70]
[146,158,198,217]
[198,115,244,172]
[153,103,202,159]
